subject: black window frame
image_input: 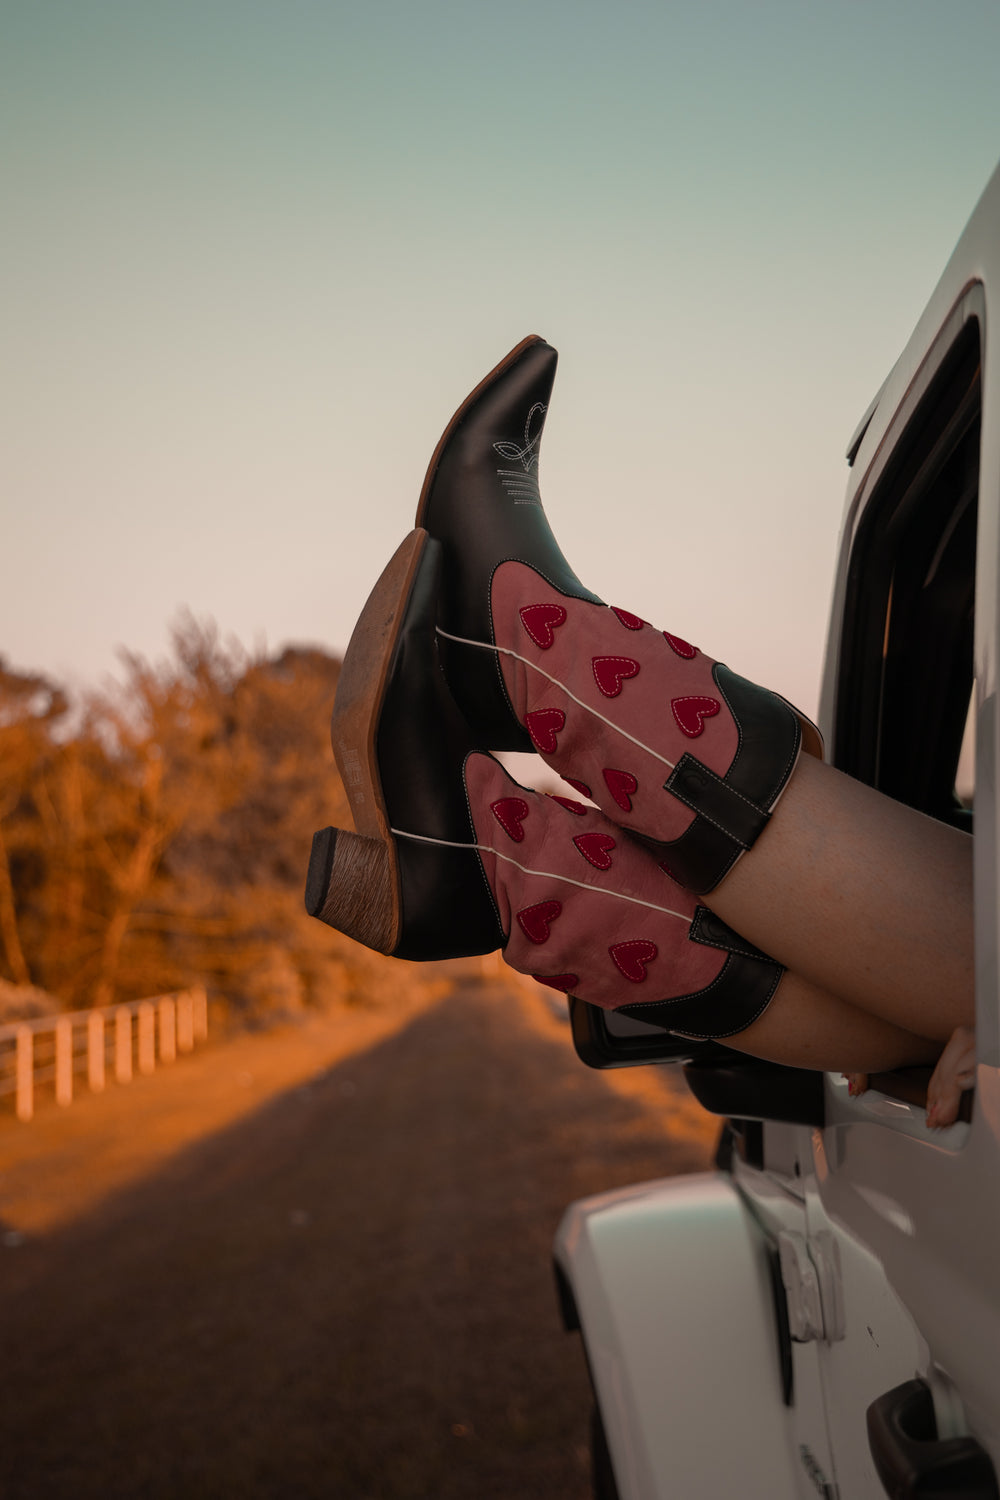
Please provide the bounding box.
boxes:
[832,290,983,832]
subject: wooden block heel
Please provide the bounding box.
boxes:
[305,529,504,963]
[305,827,398,955]
[331,529,429,842]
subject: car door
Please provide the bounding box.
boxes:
[803,164,1000,1495]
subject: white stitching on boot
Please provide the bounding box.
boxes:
[434,627,678,770]
[388,827,691,923]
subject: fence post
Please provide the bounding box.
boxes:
[15,1025,33,1122]
[192,984,208,1042]
[6,987,207,1125]
[55,1017,73,1106]
[137,1002,156,1075]
[159,996,176,1063]
[88,1012,105,1092]
[115,1006,133,1083]
[176,990,194,1053]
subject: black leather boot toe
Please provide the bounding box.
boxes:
[416,335,600,749]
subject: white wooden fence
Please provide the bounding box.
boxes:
[0,986,208,1123]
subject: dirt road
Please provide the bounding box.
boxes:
[0,975,717,1500]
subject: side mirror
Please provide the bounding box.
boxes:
[568,996,826,1129]
[567,995,747,1069]
[684,1057,825,1128]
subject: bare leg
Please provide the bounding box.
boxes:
[723,969,941,1074]
[706,753,974,1043]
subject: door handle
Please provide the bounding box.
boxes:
[866,1378,999,1498]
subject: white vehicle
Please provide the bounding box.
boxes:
[554,164,1000,1500]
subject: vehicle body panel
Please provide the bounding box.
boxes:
[810,159,1000,1472]
[554,1173,806,1499]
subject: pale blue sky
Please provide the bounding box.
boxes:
[3,0,1000,718]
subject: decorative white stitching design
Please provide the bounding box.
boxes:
[498,476,542,506]
[493,402,546,471]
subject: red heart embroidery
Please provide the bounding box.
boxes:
[671,696,720,738]
[612,607,645,631]
[517,900,562,944]
[550,795,587,816]
[564,777,592,799]
[491,797,530,842]
[573,832,615,870]
[610,940,658,983]
[592,656,640,698]
[602,768,637,813]
[525,707,565,753]
[534,973,579,994]
[664,631,696,659]
[520,602,568,650]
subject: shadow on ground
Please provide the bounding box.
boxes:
[0,983,715,1500]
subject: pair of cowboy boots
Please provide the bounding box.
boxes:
[306,338,820,1040]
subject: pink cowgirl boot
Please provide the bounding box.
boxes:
[463,752,781,1039]
[306,529,783,1039]
[416,336,821,893]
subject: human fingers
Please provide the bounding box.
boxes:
[926,1026,976,1128]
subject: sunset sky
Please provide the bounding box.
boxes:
[3,1,1000,721]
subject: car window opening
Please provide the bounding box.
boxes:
[837,311,981,1119]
